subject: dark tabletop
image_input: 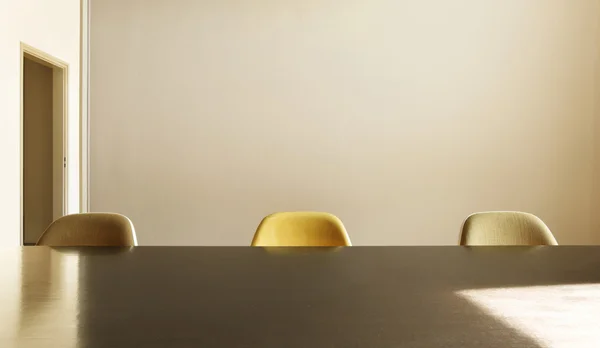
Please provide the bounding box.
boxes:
[2,246,600,348]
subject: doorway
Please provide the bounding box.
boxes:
[20,43,68,245]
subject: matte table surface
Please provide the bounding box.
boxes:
[1,246,600,348]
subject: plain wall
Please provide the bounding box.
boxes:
[91,0,600,245]
[0,0,80,246]
[593,7,600,246]
[53,68,66,221]
[23,58,54,244]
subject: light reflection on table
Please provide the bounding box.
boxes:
[0,248,79,348]
[459,284,600,348]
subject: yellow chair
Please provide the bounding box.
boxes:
[36,213,138,247]
[251,212,352,247]
[459,211,557,246]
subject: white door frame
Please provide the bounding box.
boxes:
[80,0,90,213]
[20,43,69,245]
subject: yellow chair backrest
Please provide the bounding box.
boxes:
[460,211,557,246]
[36,213,138,247]
[251,212,352,247]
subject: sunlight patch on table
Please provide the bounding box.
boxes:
[17,249,80,347]
[458,284,600,348]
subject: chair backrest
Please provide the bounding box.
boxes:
[460,211,557,246]
[251,212,352,247]
[36,213,138,246]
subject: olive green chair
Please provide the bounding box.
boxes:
[36,213,138,246]
[460,211,557,246]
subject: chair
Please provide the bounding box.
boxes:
[36,213,138,246]
[459,211,557,246]
[251,212,352,247]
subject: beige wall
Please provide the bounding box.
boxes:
[91,0,600,245]
[0,0,80,246]
[593,23,600,246]
[23,58,54,244]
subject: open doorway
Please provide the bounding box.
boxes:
[20,43,68,245]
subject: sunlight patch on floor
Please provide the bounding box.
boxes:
[458,284,600,348]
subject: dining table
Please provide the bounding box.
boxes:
[1,246,599,347]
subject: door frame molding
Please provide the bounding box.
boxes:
[80,0,90,213]
[20,42,69,245]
